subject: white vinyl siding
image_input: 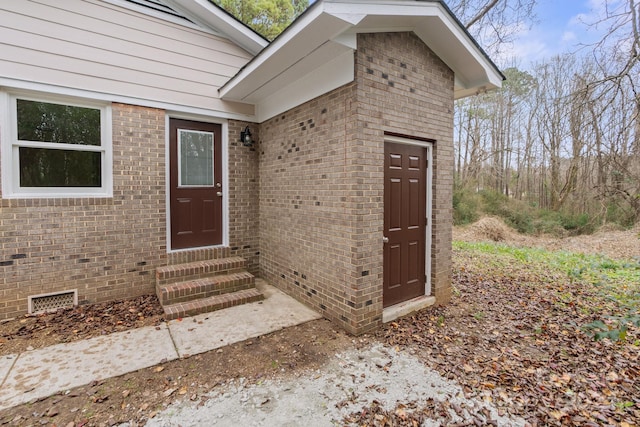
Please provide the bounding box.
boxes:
[0,0,254,116]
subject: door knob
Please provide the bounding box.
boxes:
[216,192,223,197]
[382,236,389,243]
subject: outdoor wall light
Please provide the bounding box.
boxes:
[240,126,253,147]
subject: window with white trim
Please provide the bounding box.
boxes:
[2,93,112,197]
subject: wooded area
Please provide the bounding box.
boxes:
[453,0,640,230]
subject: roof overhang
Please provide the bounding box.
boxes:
[219,0,504,122]
[164,0,268,55]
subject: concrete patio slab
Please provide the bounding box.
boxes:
[0,354,17,386]
[168,279,322,357]
[0,279,323,412]
[0,324,177,410]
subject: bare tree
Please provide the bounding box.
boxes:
[581,0,639,94]
[446,0,538,56]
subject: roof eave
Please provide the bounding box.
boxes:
[164,0,268,55]
[220,0,504,120]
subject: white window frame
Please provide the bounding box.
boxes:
[1,90,112,198]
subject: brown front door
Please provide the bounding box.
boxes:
[169,119,222,250]
[383,142,427,307]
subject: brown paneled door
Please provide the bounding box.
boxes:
[383,141,428,307]
[169,119,222,250]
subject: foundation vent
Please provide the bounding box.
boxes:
[28,290,78,314]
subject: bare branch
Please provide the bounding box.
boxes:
[465,0,500,29]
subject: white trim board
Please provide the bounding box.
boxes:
[0,78,257,122]
[164,114,230,253]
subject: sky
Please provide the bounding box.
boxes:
[499,0,614,67]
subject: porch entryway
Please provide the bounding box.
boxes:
[162,119,262,319]
[169,118,223,250]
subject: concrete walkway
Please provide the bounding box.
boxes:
[0,279,322,411]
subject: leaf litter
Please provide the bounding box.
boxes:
[0,295,164,356]
[377,243,639,426]
[1,224,638,426]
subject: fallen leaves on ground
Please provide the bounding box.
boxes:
[378,246,639,426]
[0,295,164,355]
[344,399,503,426]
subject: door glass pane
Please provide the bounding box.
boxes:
[179,129,214,186]
[17,99,101,146]
[19,147,102,187]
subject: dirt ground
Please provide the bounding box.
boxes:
[0,296,165,357]
[1,219,638,426]
[1,318,363,426]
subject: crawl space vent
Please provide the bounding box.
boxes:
[28,290,78,314]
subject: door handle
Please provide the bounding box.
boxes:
[216,192,223,197]
[382,236,389,243]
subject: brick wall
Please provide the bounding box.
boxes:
[259,32,454,334]
[354,32,454,308]
[0,32,455,327]
[259,84,361,332]
[227,120,260,273]
[0,103,166,319]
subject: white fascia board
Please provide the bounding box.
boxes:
[220,4,363,101]
[220,0,502,110]
[102,0,221,34]
[329,0,503,94]
[0,77,257,122]
[164,0,267,55]
[255,50,354,122]
[454,86,484,99]
[413,6,503,93]
[324,0,433,17]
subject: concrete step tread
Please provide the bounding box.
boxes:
[157,272,255,305]
[162,288,264,320]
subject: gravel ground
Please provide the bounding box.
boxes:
[145,344,525,427]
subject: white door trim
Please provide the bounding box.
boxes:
[165,114,229,253]
[384,135,433,297]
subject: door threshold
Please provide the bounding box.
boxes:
[382,295,436,323]
[168,244,226,254]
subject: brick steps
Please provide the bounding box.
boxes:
[157,271,255,305]
[162,288,263,320]
[156,256,246,287]
[156,251,262,320]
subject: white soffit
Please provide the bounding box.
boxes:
[164,0,268,55]
[220,0,504,122]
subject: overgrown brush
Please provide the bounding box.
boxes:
[453,187,608,235]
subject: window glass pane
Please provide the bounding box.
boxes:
[179,130,213,186]
[19,147,102,187]
[17,99,101,146]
